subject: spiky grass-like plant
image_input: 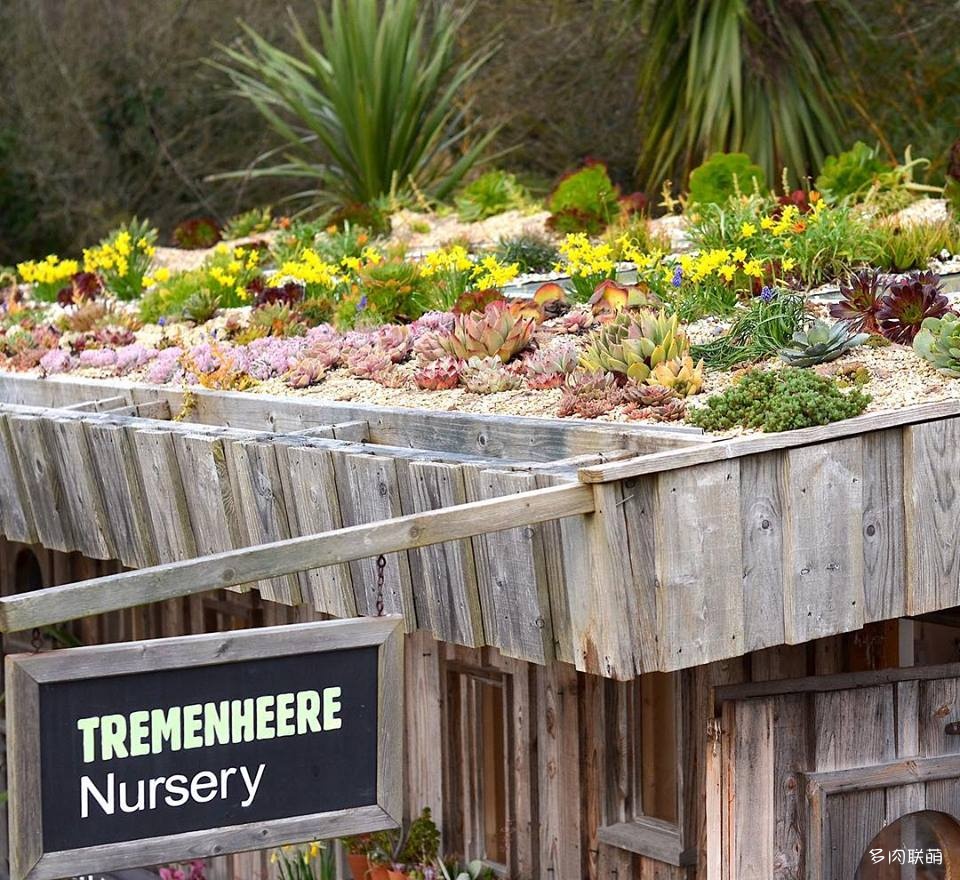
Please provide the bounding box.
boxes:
[632,0,855,190]
[214,0,499,209]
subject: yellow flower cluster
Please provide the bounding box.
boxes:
[83,231,155,277]
[17,254,79,286]
[279,249,339,289]
[420,245,472,277]
[677,247,794,284]
[472,254,519,290]
[557,233,615,278]
[341,246,384,274]
[142,266,171,288]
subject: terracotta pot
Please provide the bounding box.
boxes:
[367,866,391,880]
[387,871,409,880]
[347,854,371,880]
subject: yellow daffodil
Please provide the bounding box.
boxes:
[743,259,765,278]
[718,264,736,282]
[732,247,747,263]
[740,222,757,238]
[760,216,775,230]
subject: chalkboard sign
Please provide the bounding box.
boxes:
[6,617,403,880]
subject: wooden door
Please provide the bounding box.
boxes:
[715,665,960,880]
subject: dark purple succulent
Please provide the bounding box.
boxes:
[830,269,883,334]
[875,270,953,344]
[250,278,305,308]
[57,271,103,306]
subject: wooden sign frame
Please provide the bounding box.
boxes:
[6,616,403,880]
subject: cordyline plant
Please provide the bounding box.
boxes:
[632,0,856,189]
[214,0,500,209]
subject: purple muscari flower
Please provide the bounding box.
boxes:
[356,295,368,312]
[157,317,166,327]
[39,348,75,375]
[760,285,776,302]
[671,266,683,288]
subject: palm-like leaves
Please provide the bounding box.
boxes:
[633,0,856,190]
[214,0,499,208]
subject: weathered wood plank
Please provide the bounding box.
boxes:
[407,461,483,647]
[739,451,787,652]
[229,439,302,605]
[48,417,114,559]
[904,419,960,615]
[536,661,581,879]
[7,414,75,553]
[861,429,907,623]
[334,452,416,627]
[814,685,896,772]
[131,429,198,563]
[275,444,356,619]
[619,476,661,674]
[85,422,157,568]
[559,482,640,678]
[731,699,774,879]
[655,460,744,670]
[919,678,960,757]
[403,631,443,824]
[0,415,37,543]
[464,468,553,665]
[533,472,575,665]
[172,433,241,558]
[782,438,865,644]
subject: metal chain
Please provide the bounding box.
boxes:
[375,554,387,617]
[31,627,43,653]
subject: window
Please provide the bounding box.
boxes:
[599,672,689,866]
[444,665,510,871]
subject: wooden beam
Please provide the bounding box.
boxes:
[0,482,596,632]
[714,661,960,707]
[805,754,960,796]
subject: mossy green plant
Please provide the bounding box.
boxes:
[687,367,870,433]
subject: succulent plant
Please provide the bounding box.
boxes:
[285,357,327,388]
[373,366,407,388]
[830,269,884,334]
[913,313,960,377]
[345,345,393,379]
[57,271,103,306]
[414,357,463,390]
[460,356,523,394]
[92,326,136,348]
[410,310,456,338]
[625,399,688,422]
[39,348,75,375]
[647,355,705,397]
[779,320,869,367]
[373,324,412,362]
[556,308,595,335]
[251,277,304,308]
[452,288,505,315]
[251,303,304,338]
[182,288,222,324]
[588,279,659,320]
[429,301,535,363]
[579,309,690,381]
[523,341,578,389]
[303,336,342,368]
[621,382,676,408]
[556,371,622,419]
[875,271,952,344]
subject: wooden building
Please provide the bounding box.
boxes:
[2,372,960,878]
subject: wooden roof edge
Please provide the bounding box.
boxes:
[578,398,960,483]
